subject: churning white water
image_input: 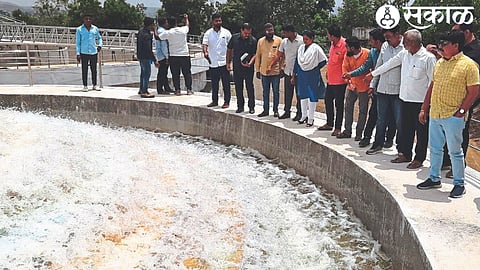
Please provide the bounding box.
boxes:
[0,109,390,270]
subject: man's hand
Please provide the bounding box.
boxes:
[342,72,351,80]
[290,76,296,85]
[97,47,101,52]
[418,110,428,125]
[256,72,261,79]
[76,55,81,63]
[227,63,232,72]
[154,61,160,68]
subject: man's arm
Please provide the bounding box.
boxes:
[347,50,374,78]
[226,48,233,71]
[76,28,81,62]
[202,30,210,63]
[255,39,262,79]
[96,26,102,51]
[419,81,433,124]
[267,50,284,74]
[370,50,403,77]
[184,14,189,28]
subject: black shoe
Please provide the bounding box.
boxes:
[358,138,370,148]
[207,102,218,107]
[273,111,279,118]
[236,108,244,113]
[449,185,466,198]
[336,131,351,139]
[292,114,302,121]
[258,111,269,117]
[306,120,314,127]
[157,90,166,95]
[165,88,175,93]
[416,178,442,190]
[384,140,394,148]
[354,136,362,141]
[249,108,255,114]
[279,112,291,119]
[297,117,308,124]
[366,145,383,155]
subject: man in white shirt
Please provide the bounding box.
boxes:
[268,24,303,120]
[370,29,436,168]
[203,13,232,108]
[158,15,192,95]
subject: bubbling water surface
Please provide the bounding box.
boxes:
[0,109,390,269]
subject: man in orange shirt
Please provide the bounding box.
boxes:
[337,37,370,140]
[318,25,347,136]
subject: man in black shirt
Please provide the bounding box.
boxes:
[137,17,159,98]
[226,23,258,114]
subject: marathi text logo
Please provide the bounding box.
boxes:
[376,4,474,30]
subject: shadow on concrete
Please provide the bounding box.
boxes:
[403,184,452,203]
[474,198,480,212]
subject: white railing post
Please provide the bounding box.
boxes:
[25,44,33,86]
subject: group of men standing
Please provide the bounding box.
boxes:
[76,13,479,198]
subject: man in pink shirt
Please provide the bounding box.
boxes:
[318,25,348,136]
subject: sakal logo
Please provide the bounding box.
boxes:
[376,0,474,30]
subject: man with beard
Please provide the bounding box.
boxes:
[226,23,257,114]
[203,13,232,108]
[255,23,282,117]
[268,24,304,120]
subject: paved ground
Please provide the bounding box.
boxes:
[0,85,479,270]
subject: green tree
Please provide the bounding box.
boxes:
[100,0,144,29]
[66,0,103,27]
[11,9,39,24]
[33,0,68,25]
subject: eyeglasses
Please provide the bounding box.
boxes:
[438,40,451,46]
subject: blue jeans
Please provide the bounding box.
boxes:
[374,93,402,147]
[139,59,151,93]
[261,75,280,112]
[429,116,465,185]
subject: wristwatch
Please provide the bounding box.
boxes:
[458,108,466,115]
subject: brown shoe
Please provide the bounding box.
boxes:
[140,92,155,98]
[446,169,453,179]
[407,160,423,169]
[317,124,333,131]
[221,103,229,109]
[391,154,411,163]
[331,129,341,136]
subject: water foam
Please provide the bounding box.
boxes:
[0,109,389,269]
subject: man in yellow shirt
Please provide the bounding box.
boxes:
[255,23,282,117]
[417,30,480,198]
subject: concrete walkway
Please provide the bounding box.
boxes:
[0,85,479,270]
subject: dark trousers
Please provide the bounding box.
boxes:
[344,90,369,137]
[442,99,479,167]
[325,84,347,129]
[156,58,171,92]
[363,94,396,141]
[80,53,97,86]
[169,56,192,91]
[398,101,428,162]
[210,65,231,104]
[283,75,301,114]
[233,66,255,110]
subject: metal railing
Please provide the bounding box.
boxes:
[0,22,202,49]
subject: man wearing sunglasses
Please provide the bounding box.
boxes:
[417,30,480,198]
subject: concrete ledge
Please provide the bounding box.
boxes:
[1,86,479,269]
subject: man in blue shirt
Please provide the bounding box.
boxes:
[76,15,102,92]
[155,18,173,94]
